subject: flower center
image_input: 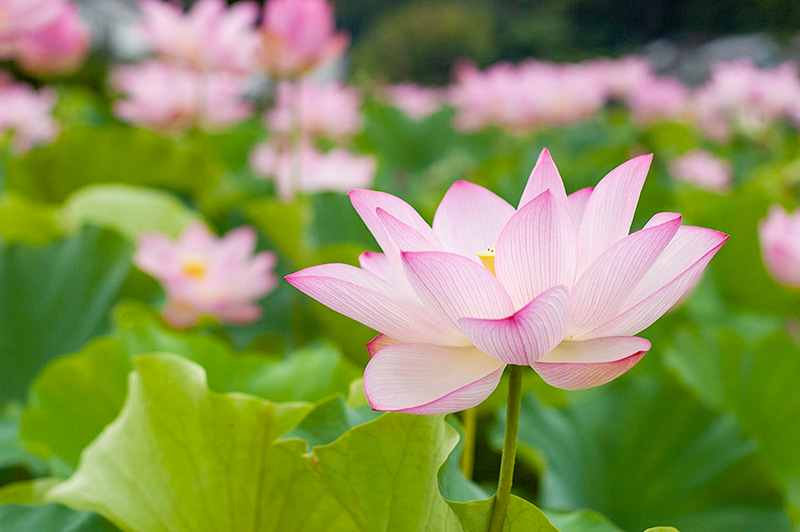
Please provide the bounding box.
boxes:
[477,247,495,275]
[182,257,207,278]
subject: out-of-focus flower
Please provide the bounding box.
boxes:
[251,142,376,200]
[137,0,259,74]
[258,0,348,78]
[0,0,63,46]
[449,60,607,133]
[135,222,278,328]
[670,150,732,192]
[0,77,59,152]
[13,2,89,75]
[111,61,252,132]
[266,80,362,140]
[382,83,444,120]
[626,76,689,125]
[588,55,653,100]
[759,205,800,287]
[286,149,727,413]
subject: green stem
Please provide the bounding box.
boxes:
[460,407,477,480]
[488,365,523,532]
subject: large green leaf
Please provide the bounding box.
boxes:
[0,504,120,532]
[0,192,62,245]
[60,184,199,240]
[0,227,133,403]
[501,376,790,531]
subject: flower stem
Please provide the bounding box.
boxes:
[488,365,523,532]
[460,407,477,480]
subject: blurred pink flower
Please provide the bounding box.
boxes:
[670,150,732,192]
[588,55,653,100]
[111,61,253,132]
[266,80,362,140]
[626,76,689,125]
[382,83,444,120]
[250,142,376,200]
[138,0,259,74]
[0,77,59,153]
[135,222,278,328]
[13,2,89,75]
[759,205,800,288]
[0,0,63,47]
[258,0,348,78]
[286,149,727,413]
[449,60,607,132]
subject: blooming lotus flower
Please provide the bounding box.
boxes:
[759,205,800,287]
[250,142,375,200]
[13,2,89,75]
[382,83,444,120]
[266,80,363,141]
[287,149,727,413]
[626,76,689,125]
[670,150,732,192]
[258,0,348,78]
[135,222,278,328]
[0,0,63,47]
[137,0,259,74]
[0,77,59,153]
[111,61,252,132]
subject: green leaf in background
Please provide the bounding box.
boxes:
[448,495,559,532]
[47,354,337,532]
[501,376,791,531]
[0,192,63,246]
[0,504,120,532]
[544,508,624,532]
[0,478,61,506]
[60,184,200,240]
[0,226,133,403]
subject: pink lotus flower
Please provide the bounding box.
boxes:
[0,0,63,47]
[626,76,689,125]
[382,83,444,120]
[111,61,253,132]
[759,205,800,288]
[13,2,89,75]
[250,142,376,200]
[670,150,732,192]
[135,222,278,328]
[0,76,59,153]
[286,149,727,413]
[266,80,363,140]
[258,0,348,78]
[137,0,259,74]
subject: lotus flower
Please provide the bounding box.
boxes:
[670,150,732,192]
[13,2,89,75]
[135,222,278,328]
[286,150,727,413]
[0,77,59,153]
[759,205,800,287]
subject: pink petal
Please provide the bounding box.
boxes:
[363,343,505,413]
[576,154,653,273]
[495,190,577,310]
[568,213,681,336]
[376,208,439,252]
[518,148,569,210]
[432,180,515,260]
[459,285,570,365]
[567,187,593,228]
[366,333,402,358]
[402,251,515,331]
[583,226,728,339]
[532,336,650,390]
[358,251,406,290]
[349,189,440,272]
[286,263,466,345]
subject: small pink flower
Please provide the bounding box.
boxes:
[0,77,59,152]
[13,2,89,75]
[250,142,376,200]
[266,80,363,140]
[287,149,727,413]
[111,61,252,132]
[258,0,348,78]
[588,55,653,100]
[135,222,278,328]
[626,76,689,125]
[759,205,800,288]
[137,0,259,74]
[382,83,444,120]
[670,150,732,192]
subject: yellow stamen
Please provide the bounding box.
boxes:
[182,258,207,278]
[477,248,495,276]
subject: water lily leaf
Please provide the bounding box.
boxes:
[501,376,790,531]
[0,227,133,403]
[0,504,120,532]
[47,354,339,532]
[60,184,199,240]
